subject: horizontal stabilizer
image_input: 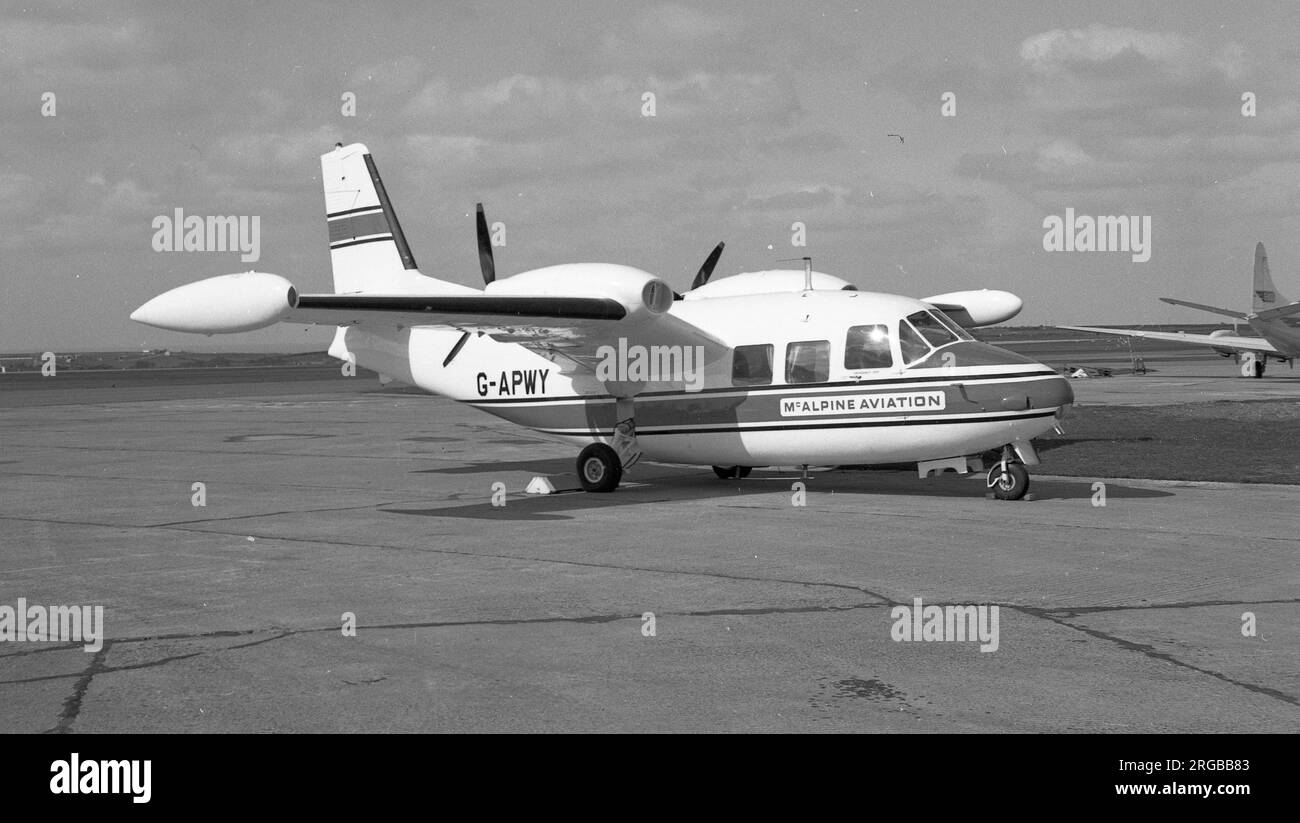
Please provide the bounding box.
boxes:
[1252,301,1300,322]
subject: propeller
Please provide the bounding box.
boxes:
[475,202,496,285]
[690,241,725,290]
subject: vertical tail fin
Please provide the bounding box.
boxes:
[1253,242,1288,311]
[321,142,420,294]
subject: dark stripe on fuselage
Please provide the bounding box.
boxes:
[530,409,1060,437]
[464,372,1072,436]
[467,369,1059,404]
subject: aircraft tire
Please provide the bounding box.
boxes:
[577,443,622,493]
[989,462,1030,501]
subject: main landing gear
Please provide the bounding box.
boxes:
[576,416,641,493]
[987,444,1031,501]
[577,443,622,493]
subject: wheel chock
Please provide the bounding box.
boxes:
[525,474,584,494]
[525,476,556,494]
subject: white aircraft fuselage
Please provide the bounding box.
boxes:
[340,283,1072,467]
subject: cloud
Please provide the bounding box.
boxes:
[1020,25,1192,73]
[0,17,152,72]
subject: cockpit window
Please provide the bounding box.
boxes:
[906,310,959,347]
[930,309,974,340]
[785,340,830,384]
[898,321,932,365]
[843,325,893,370]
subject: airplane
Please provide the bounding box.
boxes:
[1061,242,1300,377]
[131,142,1073,500]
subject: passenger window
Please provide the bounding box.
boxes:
[732,344,774,386]
[906,310,958,347]
[898,320,933,365]
[843,325,893,370]
[785,340,830,384]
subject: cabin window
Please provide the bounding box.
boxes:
[930,309,973,340]
[843,325,894,370]
[906,310,959,347]
[731,344,774,386]
[785,340,830,384]
[898,320,933,365]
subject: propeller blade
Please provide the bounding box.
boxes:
[475,203,496,285]
[690,241,725,290]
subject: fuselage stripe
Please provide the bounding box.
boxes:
[465,370,1061,406]
[529,408,1059,437]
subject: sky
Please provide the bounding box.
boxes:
[5,0,1300,351]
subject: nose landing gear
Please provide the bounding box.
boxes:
[987,444,1031,501]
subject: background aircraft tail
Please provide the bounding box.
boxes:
[1253,242,1288,311]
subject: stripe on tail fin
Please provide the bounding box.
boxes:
[1253,241,1288,311]
[322,142,419,294]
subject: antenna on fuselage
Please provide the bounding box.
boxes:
[776,256,814,291]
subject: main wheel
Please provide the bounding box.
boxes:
[577,443,622,493]
[988,462,1030,501]
[712,465,751,479]
[1255,359,1266,378]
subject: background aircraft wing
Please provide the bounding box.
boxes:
[1157,297,1249,319]
[1059,325,1279,354]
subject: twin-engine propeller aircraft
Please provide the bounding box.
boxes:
[132,143,1073,499]
[1062,243,1300,377]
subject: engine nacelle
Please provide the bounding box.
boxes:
[486,263,673,318]
[923,289,1023,327]
[1208,328,1236,357]
[130,271,298,333]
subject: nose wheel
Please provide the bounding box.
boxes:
[986,446,1030,501]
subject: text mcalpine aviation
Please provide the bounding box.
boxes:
[780,391,945,417]
[476,369,550,397]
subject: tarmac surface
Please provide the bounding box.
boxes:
[1,350,1297,732]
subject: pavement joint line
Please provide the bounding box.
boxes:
[10,596,1297,715]
[1011,605,1300,708]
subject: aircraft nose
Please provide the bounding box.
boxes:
[1038,373,1074,409]
[935,341,1073,410]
